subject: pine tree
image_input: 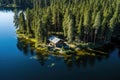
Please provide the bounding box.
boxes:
[93,11,101,44]
[26,8,32,37]
[83,10,91,43]
[62,9,69,37]
[77,15,83,41]
[18,11,26,33]
[13,9,19,28]
[67,14,74,42]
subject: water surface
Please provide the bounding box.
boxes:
[0,11,120,80]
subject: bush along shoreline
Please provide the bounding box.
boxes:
[16,30,116,57]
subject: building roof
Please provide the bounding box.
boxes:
[48,36,61,44]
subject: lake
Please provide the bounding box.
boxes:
[0,10,120,80]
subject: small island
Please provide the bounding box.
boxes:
[1,0,119,55]
[11,0,119,56]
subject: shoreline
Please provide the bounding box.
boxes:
[17,33,111,57]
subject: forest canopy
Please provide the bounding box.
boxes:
[2,0,120,46]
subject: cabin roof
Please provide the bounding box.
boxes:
[48,36,61,44]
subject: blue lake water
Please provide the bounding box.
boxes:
[0,11,120,80]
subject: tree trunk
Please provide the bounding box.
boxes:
[91,29,93,42]
[84,29,86,43]
[94,29,97,45]
[57,11,60,33]
[86,27,89,43]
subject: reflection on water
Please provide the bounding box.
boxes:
[16,37,35,56]
[118,47,120,57]
[16,37,114,69]
[1,10,120,80]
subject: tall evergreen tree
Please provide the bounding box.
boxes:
[93,11,101,44]
[18,11,26,33]
[67,14,74,42]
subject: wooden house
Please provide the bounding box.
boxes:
[48,36,64,48]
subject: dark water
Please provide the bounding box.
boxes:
[0,11,120,80]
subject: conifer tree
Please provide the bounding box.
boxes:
[93,11,101,44]
[18,11,26,33]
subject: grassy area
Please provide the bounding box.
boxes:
[17,33,36,43]
[16,31,110,57]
